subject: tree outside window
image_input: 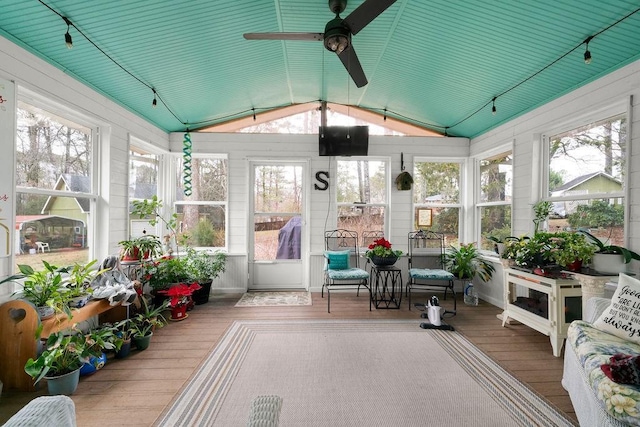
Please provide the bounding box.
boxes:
[412,160,462,246]
[478,151,512,251]
[336,159,387,237]
[175,156,228,248]
[14,101,95,270]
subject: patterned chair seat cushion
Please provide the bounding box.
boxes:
[409,268,454,280]
[326,268,370,280]
[567,320,640,424]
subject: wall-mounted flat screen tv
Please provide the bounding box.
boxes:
[319,126,369,156]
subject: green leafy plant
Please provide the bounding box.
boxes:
[118,235,162,261]
[24,328,102,384]
[443,243,495,281]
[184,247,227,283]
[86,324,124,353]
[533,201,553,233]
[0,261,71,317]
[60,259,107,298]
[144,256,190,291]
[130,298,169,337]
[578,229,640,264]
[546,231,596,267]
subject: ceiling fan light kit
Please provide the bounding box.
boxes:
[324,19,350,54]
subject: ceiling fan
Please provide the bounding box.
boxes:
[243,0,397,88]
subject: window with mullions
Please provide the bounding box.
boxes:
[128,145,159,237]
[477,150,512,251]
[336,159,387,237]
[175,156,228,248]
[412,160,462,246]
[545,113,626,246]
[15,100,96,270]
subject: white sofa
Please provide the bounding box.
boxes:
[563,297,640,426]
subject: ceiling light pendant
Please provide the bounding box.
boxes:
[583,36,593,64]
[491,97,497,116]
[152,89,157,108]
[252,108,256,121]
[383,109,387,121]
[63,17,73,49]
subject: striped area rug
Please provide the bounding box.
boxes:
[154,320,576,427]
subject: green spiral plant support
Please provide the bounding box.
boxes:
[183,130,192,196]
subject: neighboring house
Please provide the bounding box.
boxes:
[550,172,622,217]
[16,174,92,251]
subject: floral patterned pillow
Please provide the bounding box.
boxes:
[594,273,640,344]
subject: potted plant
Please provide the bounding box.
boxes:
[0,261,71,319]
[579,229,640,274]
[119,234,163,262]
[130,298,169,350]
[185,248,227,304]
[143,256,190,306]
[80,324,124,376]
[60,259,108,308]
[365,237,403,266]
[546,231,596,272]
[24,328,103,395]
[443,243,495,282]
[533,201,553,234]
[113,319,134,358]
[158,283,202,320]
[130,196,181,254]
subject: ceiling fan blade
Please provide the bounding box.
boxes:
[337,45,368,88]
[344,0,397,35]
[243,32,323,41]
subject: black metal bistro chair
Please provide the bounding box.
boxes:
[323,229,372,313]
[406,230,456,311]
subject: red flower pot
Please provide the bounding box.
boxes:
[170,304,188,321]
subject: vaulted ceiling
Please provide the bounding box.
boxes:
[1,0,639,138]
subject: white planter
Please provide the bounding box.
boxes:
[591,253,627,274]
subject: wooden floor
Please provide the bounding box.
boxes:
[0,292,578,426]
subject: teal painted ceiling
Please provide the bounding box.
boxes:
[1,0,639,137]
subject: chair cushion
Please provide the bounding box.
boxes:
[325,250,351,270]
[326,268,369,280]
[409,268,454,280]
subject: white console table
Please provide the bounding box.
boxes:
[501,268,582,357]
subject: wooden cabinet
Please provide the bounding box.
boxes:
[501,268,582,357]
[0,299,126,391]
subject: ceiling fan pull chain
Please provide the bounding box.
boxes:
[183,131,193,196]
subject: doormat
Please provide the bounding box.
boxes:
[234,291,312,307]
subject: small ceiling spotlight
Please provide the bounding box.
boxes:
[383,108,387,121]
[152,88,157,108]
[63,17,73,49]
[491,97,497,116]
[252,108,256,121]
[583,36,593,64]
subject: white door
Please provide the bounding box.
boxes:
[249,161,306,290]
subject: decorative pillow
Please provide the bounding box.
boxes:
[325,250,351,270]
[593,273,640,344]
[601,353,640,385]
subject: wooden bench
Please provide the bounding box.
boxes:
[0,299,126,391]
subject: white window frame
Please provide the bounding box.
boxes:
[537,99,630,239]
[412,157,465,244]
[16,87,101,261]
[173,153,229,250]
[474,143,513,254]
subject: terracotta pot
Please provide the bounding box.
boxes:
[565,259,582,272]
